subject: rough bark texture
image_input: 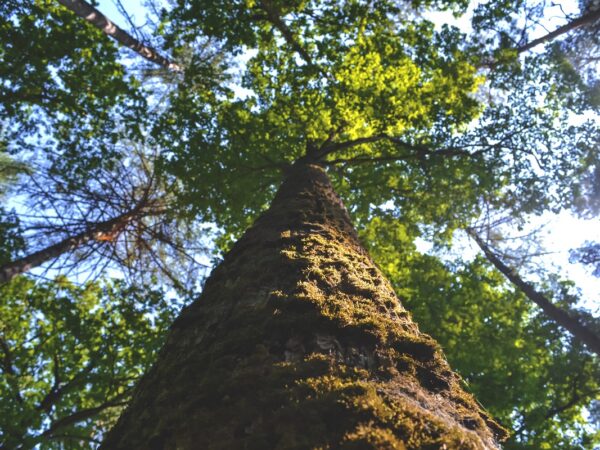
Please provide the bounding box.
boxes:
[102,163,507,449]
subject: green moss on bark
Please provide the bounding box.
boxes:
[102,163,507,449]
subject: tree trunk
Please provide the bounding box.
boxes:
[468,229,600,358]
[102,162,507,449]
[56,0,181,72]
[0,212,133,284]
[517,7,600,54]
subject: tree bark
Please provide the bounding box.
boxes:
[56,0,181,72]
[0,211,133,284]
[103,162,507,449]
[468,229,600,358]
[517,7,600,54]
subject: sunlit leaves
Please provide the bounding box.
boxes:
[159,0,486,243]
[1,0,598,448]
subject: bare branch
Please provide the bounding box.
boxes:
[57,0,182,71]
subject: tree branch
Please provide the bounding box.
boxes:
[517,7,600,54]
[0,195,153,283]
[37,360,96,413]
[41,392,130,438]
[255,0,334,82]
[317,133,475,165]
[57,0,181,71]
[257,0,315,66]
[467,228,600,357]
[540,389,599,423]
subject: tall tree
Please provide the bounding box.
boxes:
[99,0,598,446]
[2,0,599,447]
[103,161,507,448]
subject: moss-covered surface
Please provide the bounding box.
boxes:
[102,163,507,449]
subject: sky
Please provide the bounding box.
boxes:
[93,0,599,311]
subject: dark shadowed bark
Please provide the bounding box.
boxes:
[57,0,181,71]
[102,162,507,449]
[468,229,600,358]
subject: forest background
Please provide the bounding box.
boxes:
[0,0,599,448]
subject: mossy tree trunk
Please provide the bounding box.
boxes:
[102,162,507,449]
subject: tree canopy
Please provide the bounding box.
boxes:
[1,0,598,448]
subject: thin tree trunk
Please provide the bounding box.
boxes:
[468,229,600,357]
[103,162,507,449]
[0,211,134,284]
[56,0,181,72]
[517,8,600,54]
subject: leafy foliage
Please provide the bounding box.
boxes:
[1,0,599,447]
[155,2,490,249]
[0,0,145,177]
[0,276,179,448]
[0,209,24,266]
